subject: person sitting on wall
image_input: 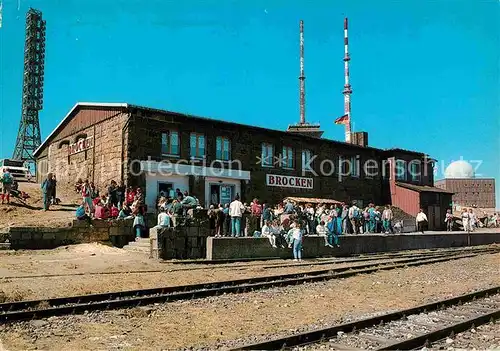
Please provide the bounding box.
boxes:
[258,220,277,248]
[94,201,109,220]
[110,203,119,218]
[133,210,146,241]
[169,199,184,227]
[118,203,133,219]
[155,207,170,228]
[180,192,197,215]
[316,220,334,248]
[76,201,92,225]
[126,186,136,206]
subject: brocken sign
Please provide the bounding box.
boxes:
[68,137,93,156]
[266,174,313,189]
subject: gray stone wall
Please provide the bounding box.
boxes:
[7,219,134,250]
[150,225,210,260]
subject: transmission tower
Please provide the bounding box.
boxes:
[12,8,46,169]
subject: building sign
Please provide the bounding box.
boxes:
[68,137,93,156]
[266,174,313,189]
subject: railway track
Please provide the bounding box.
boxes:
[1,246,494,280]
[0,249,495,323]
[232,286,500,350]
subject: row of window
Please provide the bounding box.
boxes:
[161,131,423,182]
[162,131,231,161]
[162,131,360,175]
[395,160,421,182]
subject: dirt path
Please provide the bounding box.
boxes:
[0,253,498,350]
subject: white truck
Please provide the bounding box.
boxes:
[0,159,32,182]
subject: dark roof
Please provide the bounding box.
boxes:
[396,182,454,194]
[383,148,426,156]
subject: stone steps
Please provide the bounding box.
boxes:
[123,238,150,254]
[0,242,11,250]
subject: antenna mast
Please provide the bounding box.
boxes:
[343,17,352,143]
[299,20,306,124]
[13,8,46,170]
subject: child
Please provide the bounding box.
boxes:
[288,221,303,262]
[133,212,146,241]
[316,220,334,248]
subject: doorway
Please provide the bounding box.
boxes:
[158,182,174,198]
[209,183,234,206]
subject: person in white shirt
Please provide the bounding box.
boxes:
[316,221,333,248]
[156,207,170,228]
[288,221,303,262]
[260,220,277,248]
[461,209,470,233]
[415,209,428,234]
[468,209,477,232]
[229,194,246,237]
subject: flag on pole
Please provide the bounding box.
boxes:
[334,114,349,125]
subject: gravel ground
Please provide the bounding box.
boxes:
[1,243,472,301]
[428,321,500,350]
[0,253,498,351]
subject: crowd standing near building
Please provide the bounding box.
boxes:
[2,170,493,260]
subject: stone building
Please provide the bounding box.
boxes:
[435,160,496,209]
[34,102,452,227]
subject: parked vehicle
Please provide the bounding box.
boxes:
[0,159,32,182]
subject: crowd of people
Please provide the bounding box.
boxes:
[33,172,500,256]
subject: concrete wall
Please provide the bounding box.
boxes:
[206,232,500,260]
[7,219,135,250]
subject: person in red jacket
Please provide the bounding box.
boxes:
[126,186,136,206]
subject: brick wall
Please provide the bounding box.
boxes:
[435,179,496,208]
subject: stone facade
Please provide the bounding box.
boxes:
[150,225,210,260]
[36,106,128,191]
[7,219,134,250]
[35,104,437,211]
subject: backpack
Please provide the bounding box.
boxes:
[352,207,359,218]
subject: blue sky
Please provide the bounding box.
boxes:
[1,0,499,205]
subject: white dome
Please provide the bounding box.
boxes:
[444,160,475,179]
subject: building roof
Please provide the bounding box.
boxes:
[396,182,454,194]
[34,102,430,158]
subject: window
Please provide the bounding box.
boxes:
[302,149,313,171]
[190,133,205,159]
[161,131,179,156]
[261,143,274,167]
[216,136,231,161]
[350,156,360,177]
[395,159,407,181]
[282,146,294,169]
[410,161,421,182]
